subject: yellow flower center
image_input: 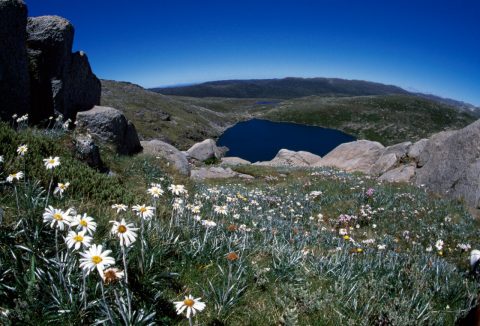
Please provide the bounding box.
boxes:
[49,159,55,164]
[139,207,147,213]
[183,298,195,307]
[343,235,350,240]
[80,220,88,227]
[53,213,63,221]
[92,255,103,264]
[118,225,127,233]
[73,235,84,242]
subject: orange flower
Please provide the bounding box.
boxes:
[226,252,239,262]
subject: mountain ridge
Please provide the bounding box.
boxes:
[152,77,478,112]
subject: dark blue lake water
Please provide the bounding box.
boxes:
[217,119,356,162]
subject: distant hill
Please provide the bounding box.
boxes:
[152,77,410,99]
[102,79,478,148]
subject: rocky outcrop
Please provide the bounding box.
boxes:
[191,167,254,180]
[221,157,251,166]
[254,149,321,167]
[315,140,385,173]
[141,139,190,176]
[0,0,30,120]
[74,134,106,171]
[27,16,100,122]
[415,120,480,207]
[379,164,416,183]
[76,106,141,155]
[186,139,227,162]
[369,141,411,175]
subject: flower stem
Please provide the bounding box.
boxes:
[45,171,54,208]
[121,246,132,319]
[14,185,20,215]
[100,280,114,323]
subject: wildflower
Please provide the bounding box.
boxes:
[338,228,348,236]
[79,244,115,276]
[65,230,92,250]
[6,171,23,183]
[201,220,217,228]
[343,235,350,241]
[214,205,228,215]
[70,213,97,235]
[102,267,124,284]
[16,114,28,123]
[168,184,187,196]
[111,203,128,213]
[147,184,164,198]
[17,144,28,156]
[132,204,155,219]
[110,219,138,247]
[457,243,471,251]
[43,156,60,169]
[365,188,375,197]
[470,250,480,269]
[435,240,444,251]
[377,244,386,250]
[43,206,71,230]
[0,155,4,163]
[226,252,239,262]
[174,295,206,318]
[53,182,70,198]
[426,246,433,252]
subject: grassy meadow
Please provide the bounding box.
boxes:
[0,118,479,325]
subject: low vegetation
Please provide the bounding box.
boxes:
[102,80,477,148]
[1,118,479,325]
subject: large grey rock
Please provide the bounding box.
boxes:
[315,140,385,173]
[407,138,429,166]
[186,139,227,162]
[0,0,30,120]
[415,120,480,207]
[191,167,254,180]
[378,164,416,183]
[66,51,101,117]
[254,149,321,167]
[27,16,100,122]
[141,139,190,176]
[221,157,251,166]
[74,133,105,171]
[369,141,411,175]
[76,106,141,155]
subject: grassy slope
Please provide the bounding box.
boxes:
[1,124,480,324]
[101,80,241,149]
[259,94,477,145]
[102,79,477,148]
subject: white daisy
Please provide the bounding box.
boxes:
[70,213,97,235]
[65,230,92,250]
[111,203,128,213]
[79,244,115,276]
[168,184,187,196]
[54,182,70,198]
[213,205,228,215]
[43,156,60,170]
[174,295,206,318]
[6,171,24,183]
[147,184,164,198]
[110,219,138,247]
[17,144,28,156]
[42,206,71,230]
[132,204,155,219]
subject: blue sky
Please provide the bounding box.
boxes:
[27,0,480,105]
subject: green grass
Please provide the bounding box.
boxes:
[261,94,477,145]
[1,123,479,325]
